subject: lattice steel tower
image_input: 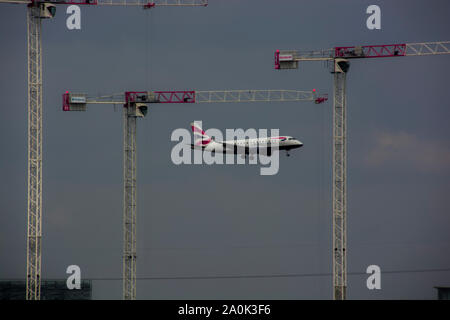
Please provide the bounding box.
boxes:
[122,98,144,300]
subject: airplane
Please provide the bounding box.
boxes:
[190,122,303,158]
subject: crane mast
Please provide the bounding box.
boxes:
[1,0,207,300]
[274,40,450,300]
[123,106,138,300]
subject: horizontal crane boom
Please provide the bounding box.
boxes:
[0,0,207,7]
[275,41,450,68]
[63,89,327,110]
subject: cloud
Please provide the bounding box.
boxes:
[364,131,450,173]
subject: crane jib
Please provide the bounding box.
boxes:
[334,44,407,59]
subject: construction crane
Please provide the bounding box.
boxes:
[62,88,328,299]
[274,41,450,300]
[0,0,207,300]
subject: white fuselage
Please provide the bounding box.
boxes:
[195,136,303,154]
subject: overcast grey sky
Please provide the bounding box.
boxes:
[1,0,450,299]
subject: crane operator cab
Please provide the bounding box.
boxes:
[39,3,56,19]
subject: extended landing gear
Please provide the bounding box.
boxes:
[286,151,290,157]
